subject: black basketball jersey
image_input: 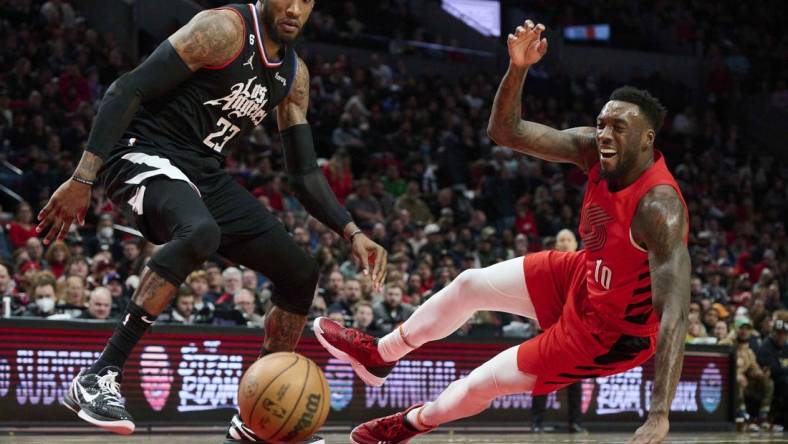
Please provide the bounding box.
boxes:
[119,3,297,168]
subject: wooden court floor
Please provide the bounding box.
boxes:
[2,432,787,443]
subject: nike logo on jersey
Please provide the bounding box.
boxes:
[203,77,269,125]
[274,71,287,87]
[243,53,254,70]
[77,381,100,403]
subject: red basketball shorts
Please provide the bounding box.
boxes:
[517,250,657,395]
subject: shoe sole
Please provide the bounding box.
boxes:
[61,389,81,415]
[313,318,386,387]
[223,435,327,444]
[350,425,416,444]
[77,409,135,435]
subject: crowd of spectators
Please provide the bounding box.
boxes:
[0,0,786,429]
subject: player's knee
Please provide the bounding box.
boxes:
[454,268,481,292]
[183,219,221,260]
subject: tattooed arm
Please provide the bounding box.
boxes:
[36,10,243,244]
[277,57,389,288]
[487,19,597,171]
[628,185,690,444]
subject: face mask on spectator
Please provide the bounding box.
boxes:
[35,297,55,314]
[100,227,114,238]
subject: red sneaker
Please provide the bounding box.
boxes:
[313,317,396,386]
[350,404,433,444]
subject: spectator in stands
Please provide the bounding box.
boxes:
[395,181,433,226]
[186,270,215,322]
[327,307,346,325]
[214,267,243,308]
[733,316,772,429]
[352,301,382,336]
[76,287,112,321]
[0,264,14,297]
[44,240,70,278]
[55,275,86,317]
[328,278,363,327]
[324,270,345,304]
[23,272,57,317]
[117,239,144,279]
[102,271,128,317]
[757,311,788,430]
[373,283,415,334]
[86,213,122,259]
[241,268,259,292]
[234,288,263,328]
[161,286,197,325]
[7,202,36,249]
[25,237,46,269]
[204,262,224,295]
[713,320,733,345]
[346,179,384,229]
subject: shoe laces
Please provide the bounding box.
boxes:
[97,371,124,407]
[378,413,408,438]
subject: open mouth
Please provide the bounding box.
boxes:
[599,148,617,159]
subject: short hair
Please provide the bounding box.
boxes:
[222,267,242,280]
[186,270,208,285]
[609,86,667,133]
[31,271,57,292]
[352,301,373,314]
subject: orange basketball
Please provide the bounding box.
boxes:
[237,352,330,443]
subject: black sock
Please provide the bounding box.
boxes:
[89,302,156,376]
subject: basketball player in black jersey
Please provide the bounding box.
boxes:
[36,1,384,442]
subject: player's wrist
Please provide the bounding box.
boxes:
[71,175,95,187]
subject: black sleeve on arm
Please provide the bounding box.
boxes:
[85,40,193,160]
[281,124,352,235]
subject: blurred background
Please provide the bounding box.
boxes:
[0,0,786,434]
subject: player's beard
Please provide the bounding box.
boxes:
[262,0,300,45]
[599,147,638,182]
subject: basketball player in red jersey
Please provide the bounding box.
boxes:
[314,20,690,444]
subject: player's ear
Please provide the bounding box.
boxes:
[643,128,655,151]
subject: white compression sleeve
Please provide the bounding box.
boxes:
[378,256,536,363]
[412,345,536,428]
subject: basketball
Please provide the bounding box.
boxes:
[237,352,330,443]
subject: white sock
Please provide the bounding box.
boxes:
[377,327,413,363]
[405,404,432,431]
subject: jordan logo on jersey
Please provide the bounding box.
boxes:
[203,77,269,125]
[581,204,614,252]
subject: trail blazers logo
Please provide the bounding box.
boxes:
[204,77,269,125]
[581,204,613,251]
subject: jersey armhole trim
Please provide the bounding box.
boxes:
[284,50,298,97]
[203,7,247,71]
[629,227,648,253]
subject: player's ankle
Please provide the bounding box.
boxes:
[404,405,434,432]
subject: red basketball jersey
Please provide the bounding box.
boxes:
[578,151,688,336]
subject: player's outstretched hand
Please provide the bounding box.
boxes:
[36,179,90,245]
[350,233,388,291]
[508,19,548,69]
[627,413,669,444]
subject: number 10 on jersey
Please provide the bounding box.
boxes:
[203,117,241,152]
[594,259,612,290]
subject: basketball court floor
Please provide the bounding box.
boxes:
[1,432,787,443]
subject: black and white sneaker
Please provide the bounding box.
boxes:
[224,413,325,444]
[62,366,135,435]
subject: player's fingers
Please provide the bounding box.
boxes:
[43,221,64,245]
[37,202,52,222]
[77,208,86,226]
[56,219,72,242]
[358,246,370,276]
[514,26,525,37]
[508,33,516,42]
[538,38,549,55]
[372,248,386,288]
[525,19,534,29]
